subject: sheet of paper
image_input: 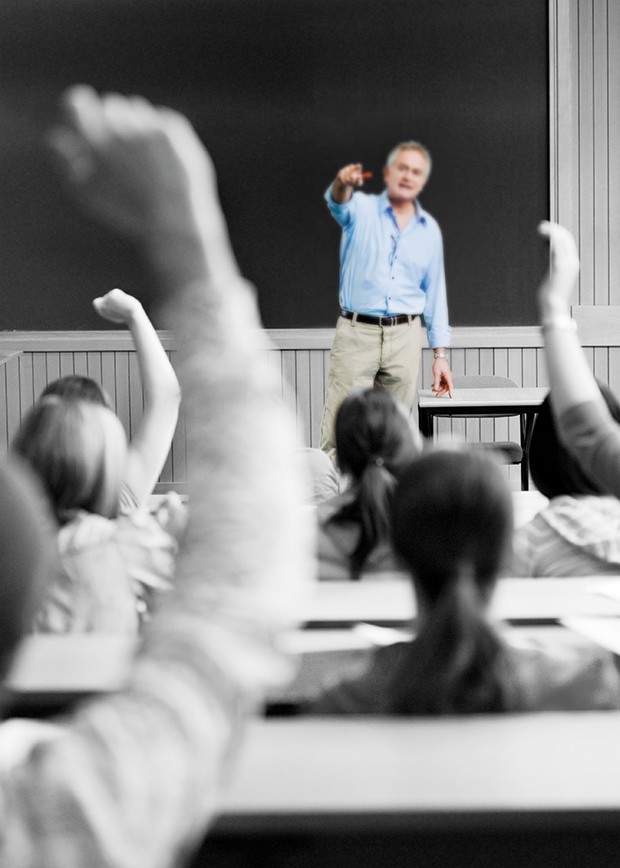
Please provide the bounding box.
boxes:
[561,617,620,655]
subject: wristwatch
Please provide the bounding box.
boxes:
[433,352,448,359]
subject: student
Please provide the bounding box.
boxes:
[510,388,620,577]
[317,387,421,580]
[308,447,620,714]
[538,221,620,496]
[12,397,177,632]
[294,447,342,505]
[41,286,181,510]
[0,85,311,865]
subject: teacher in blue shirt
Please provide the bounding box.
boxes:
[320,141,453,454]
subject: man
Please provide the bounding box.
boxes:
[0,86,311,866]
[320,141,453,454]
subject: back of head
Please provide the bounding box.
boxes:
[387,447,517,715]
[12,398,127,525]
[0,460,55,680]
[41,375,111,408]
[335,387,420,480]
[529,384,620,498]
[392,447,513,598]
[332,388,421,578]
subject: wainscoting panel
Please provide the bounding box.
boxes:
[0,323,617,492]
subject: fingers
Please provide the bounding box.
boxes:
[337,163,369,187]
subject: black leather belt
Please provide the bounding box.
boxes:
[340,310,418,327]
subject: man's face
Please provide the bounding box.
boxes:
[383,149,430,204]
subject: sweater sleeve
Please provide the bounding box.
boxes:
[1,276,314,867]
[557,400,620,498]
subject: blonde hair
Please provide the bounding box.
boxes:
[12,398,127,524]
[386,141,432,177]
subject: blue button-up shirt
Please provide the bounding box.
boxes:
[325,186,451,348]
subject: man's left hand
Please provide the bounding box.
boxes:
[431,356,453,398]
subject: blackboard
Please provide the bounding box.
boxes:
[0,0,548,330]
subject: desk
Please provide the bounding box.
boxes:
[195,714,620,867]
[418,387,548,489]
[305,576,620,627]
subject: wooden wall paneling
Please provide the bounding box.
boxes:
[100,353,117,416]
[265,348,284,400]
[573,305,620,345]
[17,353,35,422]
[551,0,580,232]
[72,351,88,377]
[169,389,188,489]
[0,365,9,459]
[59,351,75,379]
[577,0,595,304]
[156,351,176,484]
[309,350,326,448]
[4,355,22,446]
[593,346,609,386]
[280,350,302,445]
[593,0,610,304]
[113,352,131,442]
[610,0,620,304]
[32,353,48,404]
[44,353,61,385]
[293,349,312,448]
[86,351,103,385]
[610,348,620,395]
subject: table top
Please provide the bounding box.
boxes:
[418,386,548,409]
[213,713,620,833]
[305,576,620,626]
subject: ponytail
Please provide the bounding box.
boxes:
[385,569,521,714]
[328,461,396,579]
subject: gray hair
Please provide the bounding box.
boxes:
[386,141,432,176]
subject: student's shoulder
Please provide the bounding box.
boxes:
[504,631,620,711]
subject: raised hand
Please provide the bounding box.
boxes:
[93,288,142,325]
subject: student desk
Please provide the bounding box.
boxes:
[417,386,549,489]
[304,576,620,627]
[195,714,620,867]
[6,577,620,715]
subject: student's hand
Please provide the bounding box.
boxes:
[93,288,142,326]
[47,85,239,286]
[153,491,188,543]
[431,357,453,398]
[537,221,580,322]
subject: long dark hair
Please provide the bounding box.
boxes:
[328,388,420,579]
[387,447,520,714]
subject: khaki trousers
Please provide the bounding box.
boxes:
[319,315,423,453]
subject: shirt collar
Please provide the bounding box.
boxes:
[380,190,427,225]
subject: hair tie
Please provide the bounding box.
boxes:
[373,456,384,467]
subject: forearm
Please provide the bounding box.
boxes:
[542,320,603,417]
[330,177,354,204]
[127,304,180,409]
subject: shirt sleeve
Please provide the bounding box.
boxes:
[3,276,314,866]
[324,184,356,228]
[557,401,620,498]
[421,224,451,348]
[508,520,539,577]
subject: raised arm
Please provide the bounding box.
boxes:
[537,221,602,413]
[538,221,620,494]
[19,87,313,866]
[330,162,369,203]
[93,287,181,503]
